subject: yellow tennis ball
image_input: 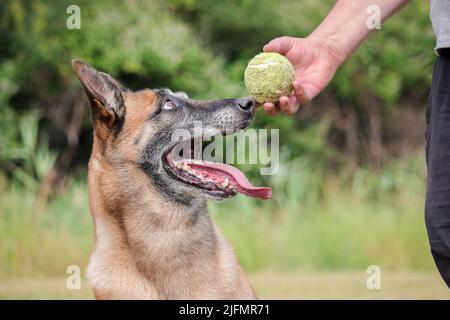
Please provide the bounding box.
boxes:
[244,52,295,103]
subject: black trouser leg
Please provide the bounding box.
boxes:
[425,55,450,289]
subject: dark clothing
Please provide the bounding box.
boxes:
[426,48,450,289]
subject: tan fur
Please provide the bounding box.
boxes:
[86,90,256,299]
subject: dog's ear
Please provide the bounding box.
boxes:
[72,59,126,128]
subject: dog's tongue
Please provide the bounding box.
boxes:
[187,161,272,200]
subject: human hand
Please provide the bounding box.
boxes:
[261,36,342,115]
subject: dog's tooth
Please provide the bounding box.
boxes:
[192,170,200,177]
[221,178,229,188]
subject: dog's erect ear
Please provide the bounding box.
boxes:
[72,59,126,127]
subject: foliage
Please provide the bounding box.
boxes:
[0,0,438,279]
[0,111,56,190]
[0,153,433,278]
[0,0,435,176]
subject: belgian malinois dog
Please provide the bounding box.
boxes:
[72,60,271,299]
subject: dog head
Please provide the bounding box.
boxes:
[72,59,270,205]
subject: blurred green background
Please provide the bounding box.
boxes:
[0,0,449,299]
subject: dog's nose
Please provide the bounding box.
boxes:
[236,97,255,113]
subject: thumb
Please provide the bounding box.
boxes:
[263,37,294,55]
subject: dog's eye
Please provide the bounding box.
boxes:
[163,100,177,110]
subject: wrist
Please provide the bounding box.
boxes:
[307,32,349,67]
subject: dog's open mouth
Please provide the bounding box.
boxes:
[163,138,272,200]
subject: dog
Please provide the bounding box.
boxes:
[72,59,271,299]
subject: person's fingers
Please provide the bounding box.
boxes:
[263,37,294,55]
[293,80,311,105]
[288,95,300,114]
[263,40,280,53]
[279,95,300,115]
[263,102,277,116]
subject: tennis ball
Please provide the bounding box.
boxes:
[244,52,295,103]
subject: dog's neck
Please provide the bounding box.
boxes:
[86,144,255,299]
[86,155,232,298]
[88,154,217,245]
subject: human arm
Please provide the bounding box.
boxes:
[262,0,410,115]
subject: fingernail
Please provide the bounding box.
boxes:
[264,42,278,52]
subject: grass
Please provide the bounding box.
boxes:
[1,272,448,299]
[250,271,450,299]
[210,154,433,272]
[0,178,92,278]
[0,152,447,298]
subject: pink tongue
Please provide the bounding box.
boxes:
[187,161,272,200]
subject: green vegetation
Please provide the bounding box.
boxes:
[0,152,433,279]
[0,0,434,173]
[2,271,449,299]
[213,154,431,272]
[0,0,443,298]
